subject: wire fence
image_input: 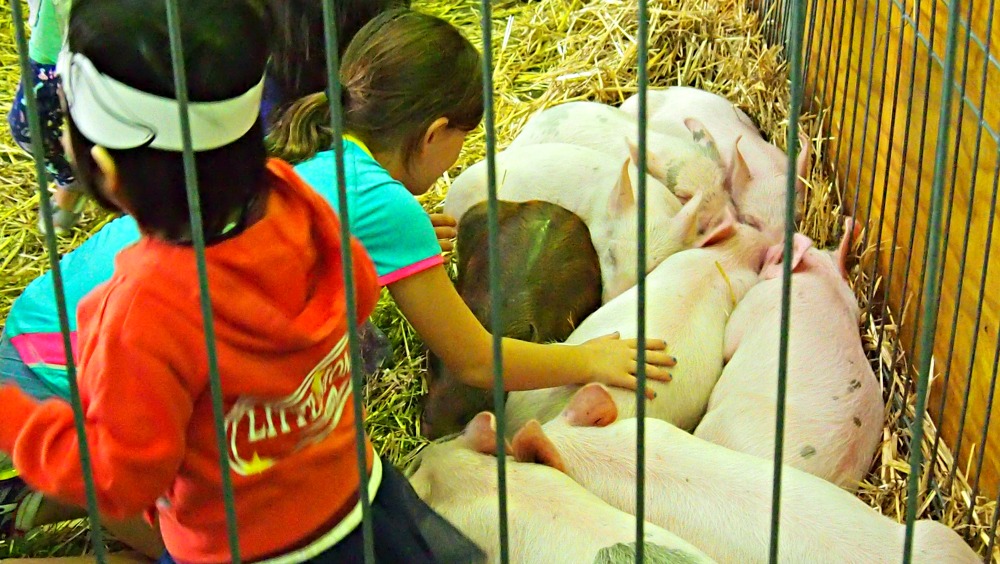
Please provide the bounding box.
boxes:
[7,0,999,561]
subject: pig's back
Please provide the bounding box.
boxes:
[444,143,619,224]
[591,420,907,563]
[700,273,884,489]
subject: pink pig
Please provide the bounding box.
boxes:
[694,219,884,491]
[504,201,771,435]
[512,384,980,564]
[620,86,812,241]
[507,100,729,205]
[407,411,718,564]
[445,142,689,301]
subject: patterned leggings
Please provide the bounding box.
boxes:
[6,59,77,190]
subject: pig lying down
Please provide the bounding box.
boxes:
[514,384,978,564]
[505,201,771,435]
[620,86,812,241]
[444,142,688,301]
[421,200,603,440]
[508,100,729,205]
[408,412,718,564]
[695,218,884,491]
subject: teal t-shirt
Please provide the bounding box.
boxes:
[3,138,443,398]
[294,137,444,285]
[27,0,65,65]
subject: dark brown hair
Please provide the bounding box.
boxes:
[267,8,483,167]
[265,0,411,117]
[66,0,269,242]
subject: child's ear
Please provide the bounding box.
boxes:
[423,117,451,148]
[90,145,125,208]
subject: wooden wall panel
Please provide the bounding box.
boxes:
[801,0,1000,498]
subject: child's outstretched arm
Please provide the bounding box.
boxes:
[388,265,674,399]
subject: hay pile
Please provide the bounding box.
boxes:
[0,0,996,559]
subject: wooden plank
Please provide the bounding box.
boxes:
[803,0,1000,499]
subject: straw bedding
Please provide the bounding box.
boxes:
[0,0,996,559]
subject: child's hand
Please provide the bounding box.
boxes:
[578,332,675,400]
[429,213,458,253]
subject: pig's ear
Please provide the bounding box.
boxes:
[684,118,723,164]
[609,157,637,213]
[693,203,737,248]
[759,233,814,280]
[835,217,862,279]
[511,420,567,473]
[563,383,618,427]
[728,137,752,203]
[465,412,500,456]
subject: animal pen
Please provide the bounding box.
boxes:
[1,0,999,560]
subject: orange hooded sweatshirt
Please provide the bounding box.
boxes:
[0,159,380,563]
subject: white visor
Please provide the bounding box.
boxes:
[56,48,265,152]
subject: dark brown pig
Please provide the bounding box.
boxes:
[420,200,602,439]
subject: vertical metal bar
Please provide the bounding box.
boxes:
[948,154,1000,499]
[929,0,996,497]
[8,1,107,561]
[478,2,509,562]
[965,250,1000,530]
[900,0,962,558]
[904,6,969,396]
[832,0,869,188]
[162,0,241,561]
[318,1,374,561]
[768,0,805,562]
[853,0,897,297]
[816,0,844,110]
[873,0,936,368]
[635,0,650,560]
[837,0,878,206]
[989,490,1000,558]
[895,0,942,415]
[801,0,822,85]
[846,0,884,245]
[862,0,918,336]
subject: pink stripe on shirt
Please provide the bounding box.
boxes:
[377,255,444,286]
[9,332,77,367]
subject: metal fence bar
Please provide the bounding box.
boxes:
[801,0,821,82]
[319,1,375,561]
[768,1,806,562]
[873,0,936,374]
[836,0,879,210]
[949,155,1000,506]
[635,0,650,559]
[846,0,885,253]
[161,4,246,564]
[966,212,1000,530]
[929,0,997,497]
[817,0,847,114]
[990,485,1000,557]
[162,1,242,560]
[831,0,868,190]
[886,0,1000,145]
[912,0,976,420]
[890,2,938,412]
[889,0,1000,74]
[900,0,963,559]
[477,2,510,562]
[862,0,917,347]
[8,1,107,561]
[897,0,945,414]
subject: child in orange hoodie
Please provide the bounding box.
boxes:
[0,0,483,562]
